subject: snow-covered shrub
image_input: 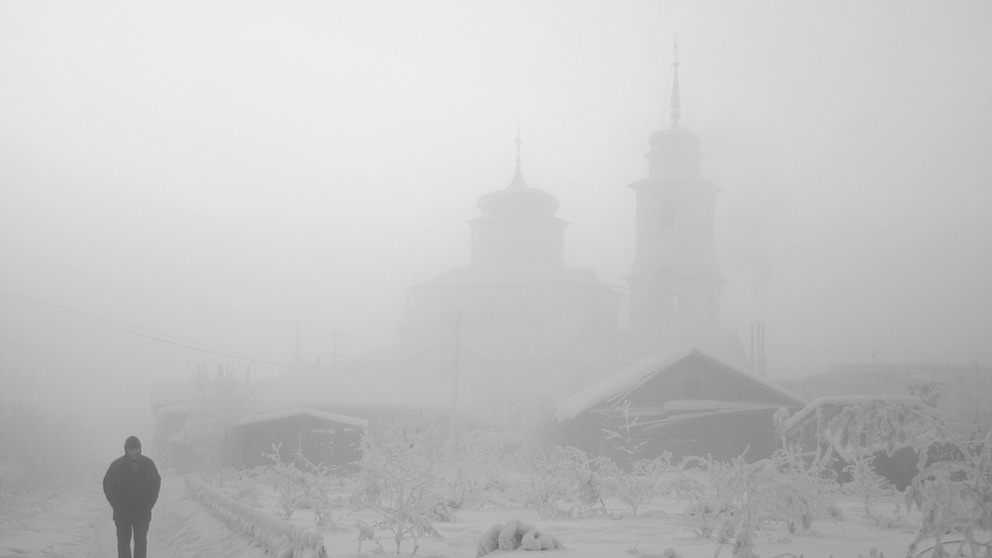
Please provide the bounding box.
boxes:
[525,445,604,519]
[447,430,508,509]
[592,454,661,518]
[261,443,309,519]
[258,443,342,526]
[354,412,450,555]
[769,446,843,522]
[825,397,942,463]
[476,518,562,556]
[827,398,992,556]
[595,400,671,517]
[674,452,834,557]
[671,456,733,540]
[186,476,327,558]
[905,427,992,557]
[843,453,889,521]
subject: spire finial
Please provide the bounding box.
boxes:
[508,126,527,189]
[515,125,522,166]
[669,37,682,127]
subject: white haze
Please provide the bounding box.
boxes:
[1,1,990,458]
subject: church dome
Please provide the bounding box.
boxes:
[477,187,560,216]
[477,143,560,216]
[649,124,701,148]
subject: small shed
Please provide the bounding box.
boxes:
[554,347,807,462]
[228,408,368,470]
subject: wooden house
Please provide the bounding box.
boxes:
[227,408,368,470]
[554,347,807,463]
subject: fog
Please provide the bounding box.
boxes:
[1,1,991,461]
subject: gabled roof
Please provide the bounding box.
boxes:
[555,346,807,422]
[235,407,368,429]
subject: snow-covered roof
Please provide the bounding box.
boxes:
[778,394,930,435]
[554,346,807,422]
[235,407,368,429]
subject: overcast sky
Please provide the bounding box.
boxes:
[2,0,991,425]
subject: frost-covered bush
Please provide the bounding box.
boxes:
[674,452,836,557]
[525,445,604,519]
[259,443,342,526]
[595,401,671,517]
[354,412,450,554]
[826,398,992,557]
[261,443,310,519]
[905,428,992,557]
[476,518,562,556]
[186,477,327,558]
[447,430,508,509]
[843,453,889,521]
[592,454,663,518]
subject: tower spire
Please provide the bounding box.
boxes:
[508,125,527,189]
[669,37,682,128]
[515,124,522,166]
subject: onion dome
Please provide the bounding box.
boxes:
[477,129,560,216]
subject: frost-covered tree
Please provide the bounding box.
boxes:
[354,412,449,555]
[826,398,992,557]
[170,361,257,471]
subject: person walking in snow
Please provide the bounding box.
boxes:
[103,435,161,558]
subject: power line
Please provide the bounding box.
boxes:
[0,290,289,368]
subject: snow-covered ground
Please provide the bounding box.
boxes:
[2,470,925,558]
[0,474,270,558]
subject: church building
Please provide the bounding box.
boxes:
[249,45,749,434]
[626,43,741,361]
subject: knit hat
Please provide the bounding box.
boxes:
[125,436,142,451]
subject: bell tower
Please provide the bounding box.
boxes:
[628,41,724,347]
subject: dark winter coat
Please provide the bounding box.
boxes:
[103,454,161,521]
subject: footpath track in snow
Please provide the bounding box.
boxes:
[0,479,123,558]
[0,473,270,558]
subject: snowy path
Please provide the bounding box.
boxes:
[0,473,269,558]
[0,479,121,558]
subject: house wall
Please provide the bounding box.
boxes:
[231,415,363,470]
[555,354,804,463]
[557,407,780,463]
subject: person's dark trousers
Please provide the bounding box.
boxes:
[115,515,151,558]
